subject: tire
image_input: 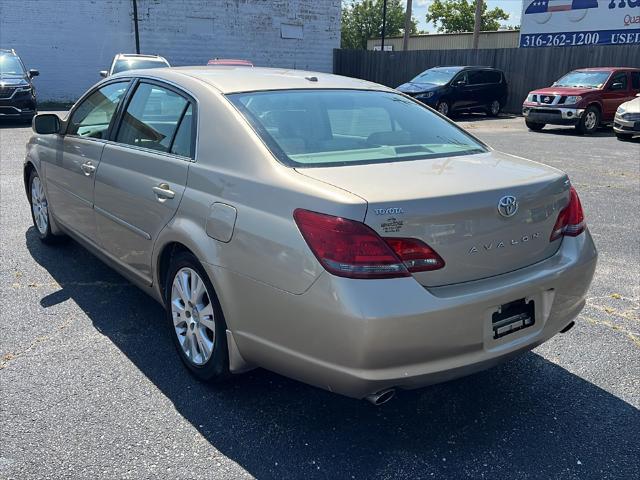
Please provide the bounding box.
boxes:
[165,250,229,382]
[615,132,634,141]
[436,100,450,117]
[525,120,545,131]
[28,169,63,244]
[487,100,501,117]
[576,106,600,135]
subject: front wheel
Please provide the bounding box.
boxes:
[525,120,545,131]
[576,106,600,135]
[165,251,229,382]
[436,100,450,117]
[28,170,62,244]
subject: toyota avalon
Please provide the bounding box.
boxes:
[25,67,597,404]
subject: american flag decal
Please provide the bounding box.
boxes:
[525,0,599,14]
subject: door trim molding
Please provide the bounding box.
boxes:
[94,205,152,240]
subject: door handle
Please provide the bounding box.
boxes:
[81,162,96,176]
[152,183,176,200]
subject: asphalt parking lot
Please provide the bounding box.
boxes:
[1,114,639,480]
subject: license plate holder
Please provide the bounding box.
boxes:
[492,298,535,339]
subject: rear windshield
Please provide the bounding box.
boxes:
[112,58,168,74]
[554,71,610,88]
[228,89,486,167]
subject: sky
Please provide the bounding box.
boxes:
[405,0,524,32]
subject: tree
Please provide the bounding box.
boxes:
[341,0,418,50]
[426,0,509,33]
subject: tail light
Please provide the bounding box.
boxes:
[550,186,585,241]
[293,209,444,279]
[383,238,445,272]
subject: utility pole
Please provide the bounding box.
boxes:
[380,0,388,52]
[472,0,483,50]
[402,0,413,51]
[132,0,140,54]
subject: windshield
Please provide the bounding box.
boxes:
[228,89,486,167]
[554,71,610,88]
[410,68,461,85]
[112,58,168,74]
[0,54,25,75]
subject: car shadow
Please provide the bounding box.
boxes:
[25,228,640,479]
[453,112,518,122]
[534,126,617,138]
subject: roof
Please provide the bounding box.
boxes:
[123,66,391,94]
[575,67,640,72]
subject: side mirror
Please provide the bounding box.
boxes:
[99,70,108,78]
[28,69,40,78]
[33,114,61,134]
[454,80,466,87]
[610,82,624,91]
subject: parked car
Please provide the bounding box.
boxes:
[0,48,39,122]
[25,67,597,404]
[613,94,640,140]
[523,67,640,134]
[100,53,170,77]
[396,66,508,117]
[207,58,253,67]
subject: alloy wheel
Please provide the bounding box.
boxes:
[171,267,216,366]
[584,111,598,131]
[490,100,500,116]
[437,101,449,116]
[31,176,48,235]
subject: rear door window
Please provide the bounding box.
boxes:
[116,82,192,155]
[467,70,489,85]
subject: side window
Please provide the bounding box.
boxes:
[116,82,190,153]
[467,70,487,85]
[453,72,468,85]
[68,82,128,138]
[170,104,194,158]
[609,72,628,90]
[631,72,640,90]
[486,71,502,84]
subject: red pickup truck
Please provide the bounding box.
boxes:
[522,67,640,134]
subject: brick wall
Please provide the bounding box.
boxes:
[0,0,340,102]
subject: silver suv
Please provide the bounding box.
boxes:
[25,67,597,404]
[99,53,170,78]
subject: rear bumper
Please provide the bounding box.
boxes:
[522,105,584,125]
[208,231,597,399]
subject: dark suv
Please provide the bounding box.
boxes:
[397,66,508,117]
[0,49,39,122]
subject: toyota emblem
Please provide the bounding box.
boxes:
[498,195,518,217]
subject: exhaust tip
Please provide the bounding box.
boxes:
[560,321,575,333]
[365,388,396,406]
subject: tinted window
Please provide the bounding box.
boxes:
[609,72,627,90]
[486,71,502,83]
[0,54,25,75]
[116,82,189,153]
[467,70,488,85]
[632,72,640,90]
[170,104,194,157]
[229,89,486,167]
[112,58,168,74]
[68,82,129,138]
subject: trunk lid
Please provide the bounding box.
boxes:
[296,151,569,287]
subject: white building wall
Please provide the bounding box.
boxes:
[0,0,340,102]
